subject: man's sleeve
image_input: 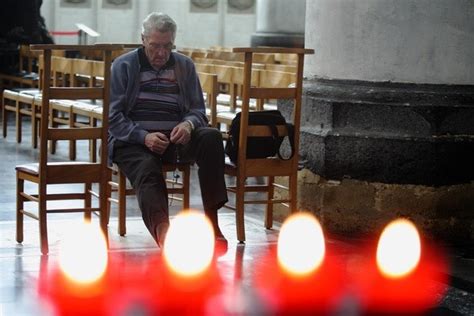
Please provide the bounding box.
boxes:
[108,59,148,144]
[182,61,209,129]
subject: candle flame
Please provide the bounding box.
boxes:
[163,211,214,277]
[277,212,325,276]
[58,222,108,284]
[376,218,421,278]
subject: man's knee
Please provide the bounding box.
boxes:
[200,128,223,147]
[132,155,163,184]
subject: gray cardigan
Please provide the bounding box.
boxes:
[108,49,208,163]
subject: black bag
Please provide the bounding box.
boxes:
[225,110,295,163]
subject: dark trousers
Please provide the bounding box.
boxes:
[112,127,228,242]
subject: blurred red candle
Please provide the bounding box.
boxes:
[110,210,223,315]
[38,213,223,315]
[38,222,111,315]
[254,212,346,314]
[353,218,449,314]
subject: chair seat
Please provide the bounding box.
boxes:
[15,88,41,95]
[3,89,19,99]
[16,161,98,175]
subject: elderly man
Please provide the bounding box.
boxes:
[108,12,228,249]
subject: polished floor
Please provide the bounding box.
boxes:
[1,116,473,315]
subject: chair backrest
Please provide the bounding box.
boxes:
[264,63,297,73]
[194,63,212,74]
[19,45,39,73]
[231,47,314,176]
[256,69,296,89]
[193,57,266,70]
[30,44,122,179]
[71,58,93,87]
[51,56,74,87]
[197,71,218,128]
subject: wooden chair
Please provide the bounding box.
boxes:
[197,71,219,128]
[1,53,43,144]
[1,56,74,150]
[107,163,191,236]
[2,90,20,141]
[224,47,314,243]
[15,44,122,255]
[1,89,41,144]
[0,44,40,90]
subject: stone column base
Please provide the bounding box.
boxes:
[274,78,474,242]
[272,170,474,242]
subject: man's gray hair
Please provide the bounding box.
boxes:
[142,12,177,39]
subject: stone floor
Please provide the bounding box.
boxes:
[0,117,473,315]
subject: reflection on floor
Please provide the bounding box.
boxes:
[1,117,473,315]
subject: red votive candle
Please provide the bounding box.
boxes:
[254,213,346,314]
[352,219,449,314]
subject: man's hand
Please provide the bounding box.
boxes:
[145,132,170,154]
[170,121,193,145]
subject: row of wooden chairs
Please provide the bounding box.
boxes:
[2,56,105,159]
[12,45,191,254]
[3,47,293,148]
[194,62,295,131]
[5,50,217,253]
[0,44,138,92]
[7,44,313,254]
[3,70,218,161]
[0,45,68,91]
[194,57,297,73]
[179,46,299,65]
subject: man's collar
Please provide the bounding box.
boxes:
[138,47,175,71]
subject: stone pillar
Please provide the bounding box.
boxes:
[251,0,305,48]
[284,0,474,241]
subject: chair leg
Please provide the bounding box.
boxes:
[69,111,76,161]
[90,118,97,162]
[105,168,112,225]
[16,174,24,243]
[15,102,21,143]
[49,108,56,155]
[236,175,246,243]
[118,170,127,236]
[264,176,274,229]
[182,165,190,209]
[84,183,92,221]
[31,108,37,148]
[289,173,298,214]
[2,100,8,138]
[38,195,49,255]
[99,180,109,248]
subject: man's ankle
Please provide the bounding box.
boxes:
[156,222,169,248]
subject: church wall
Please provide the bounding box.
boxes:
[40,0,256,48]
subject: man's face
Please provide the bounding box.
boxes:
[142,30,174,69]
